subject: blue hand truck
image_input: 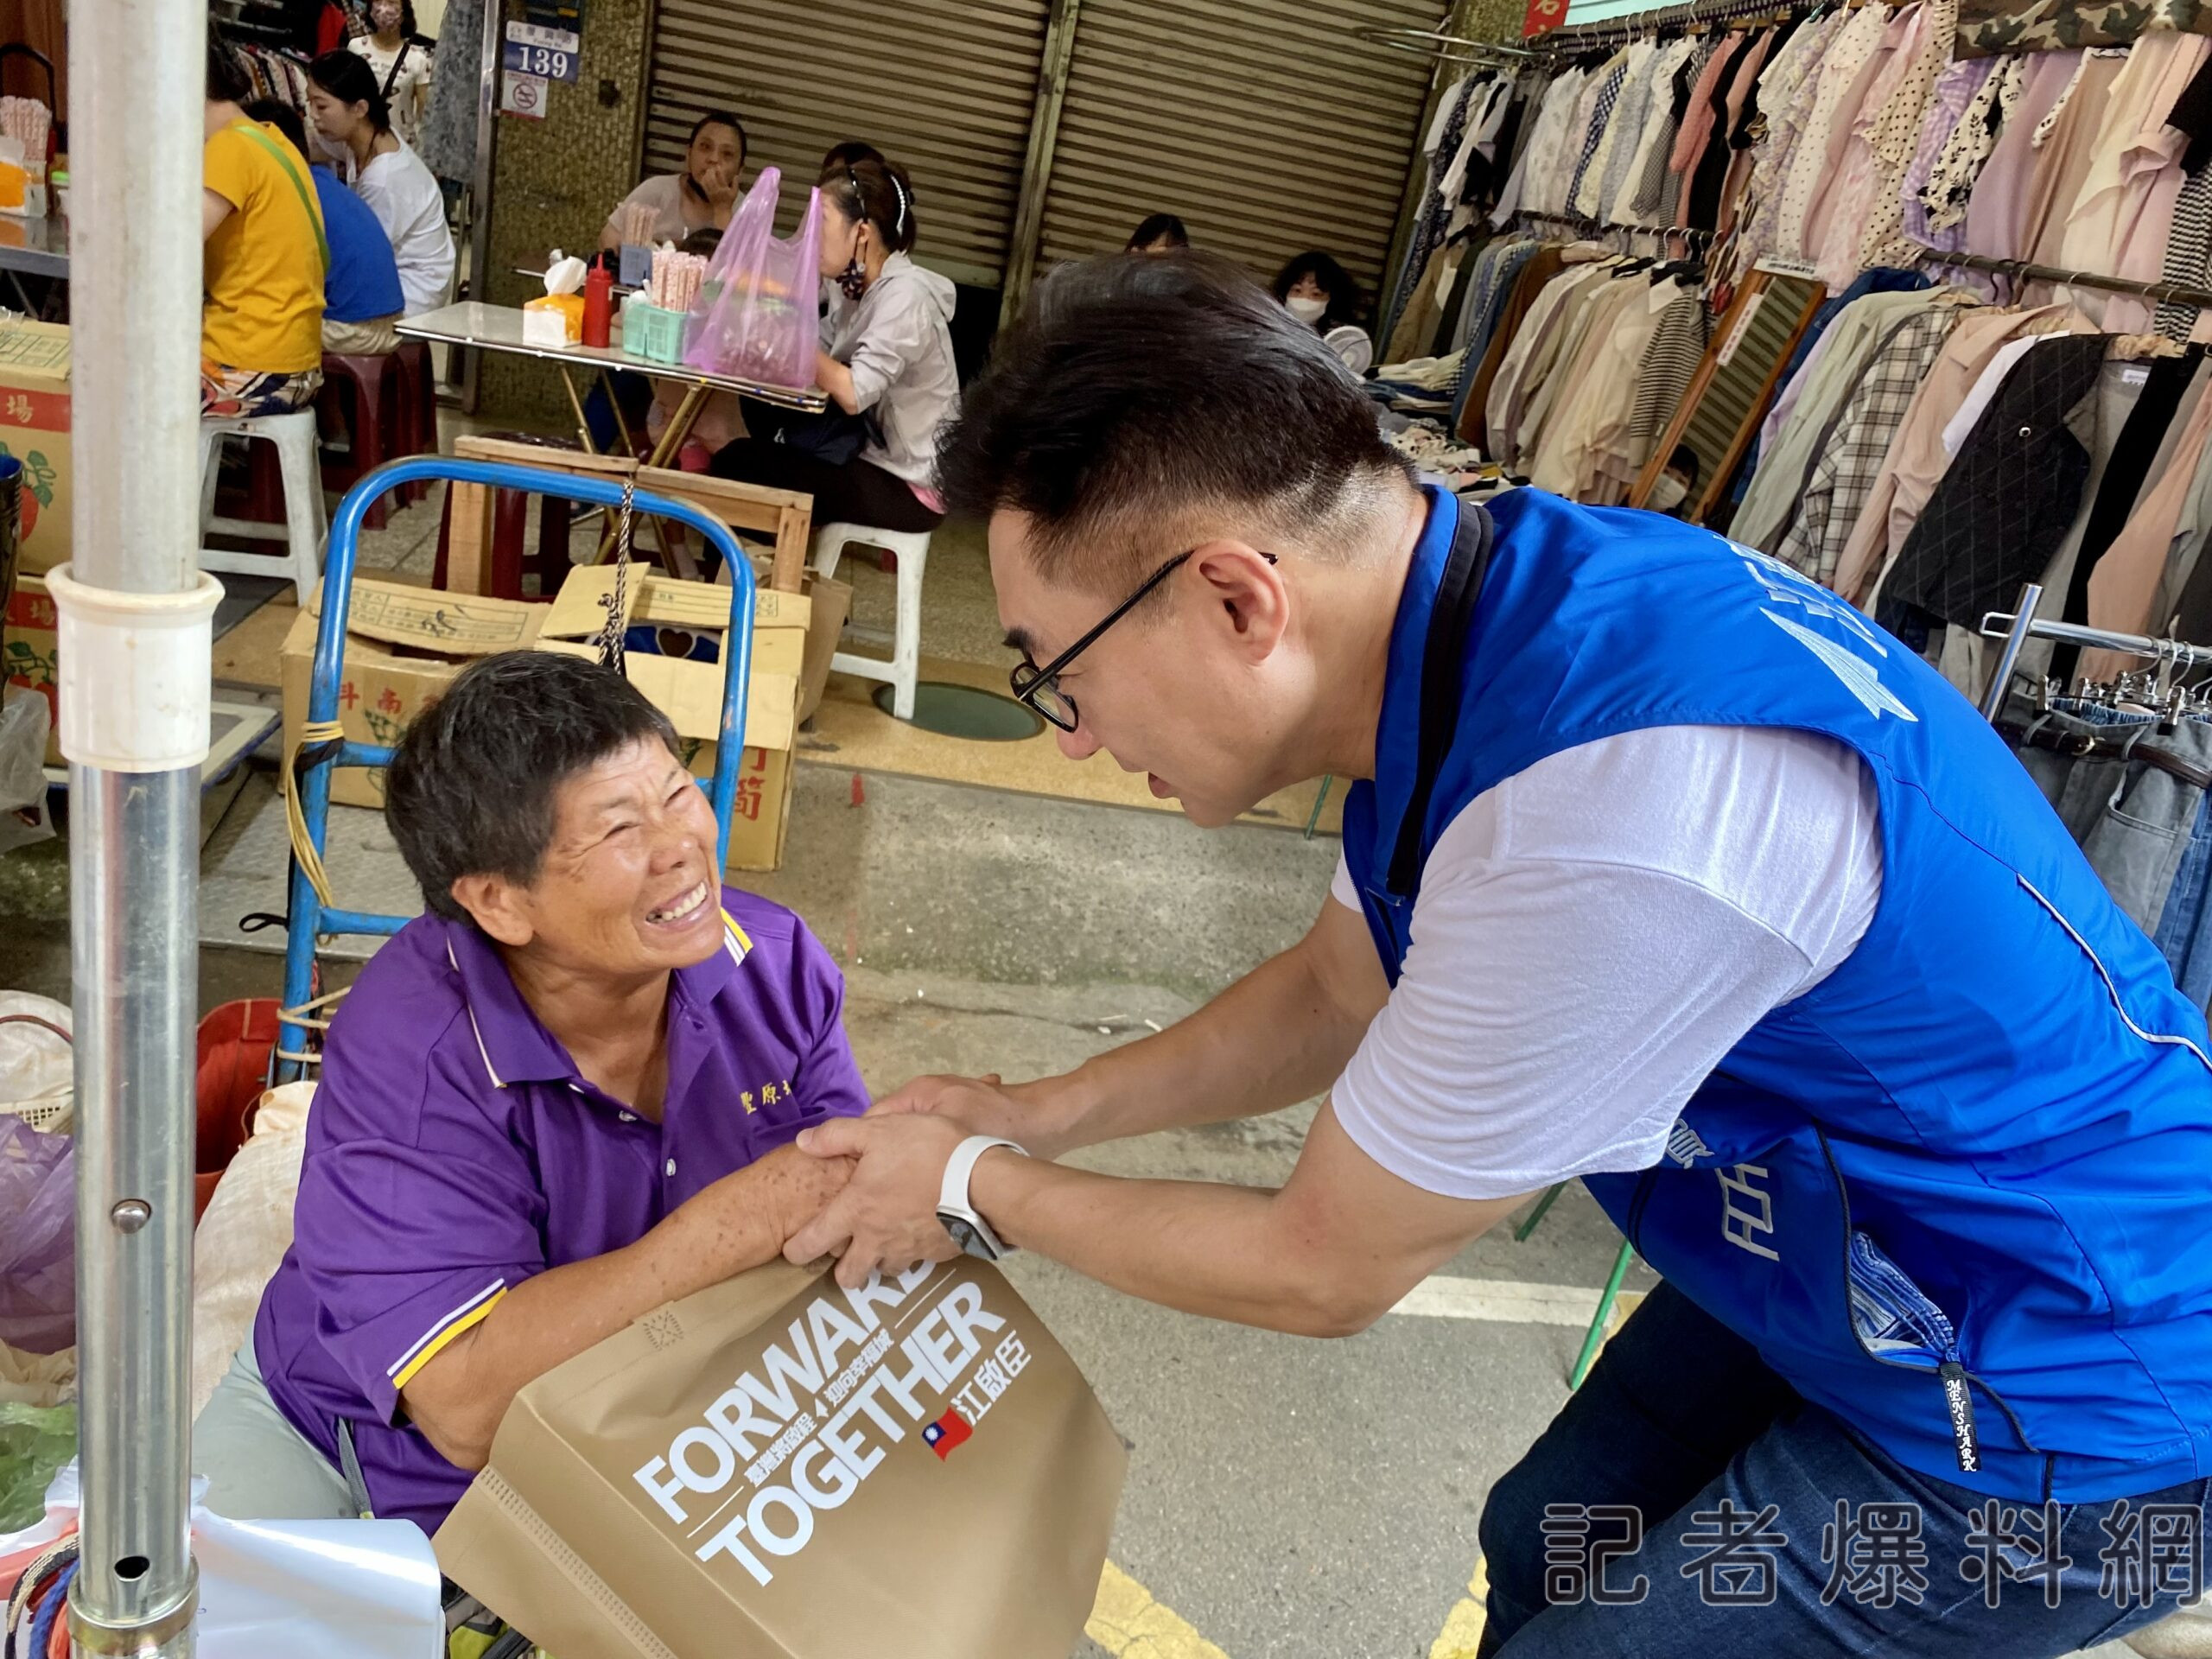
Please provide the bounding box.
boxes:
[276,456,762,1080]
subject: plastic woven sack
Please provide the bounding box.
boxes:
[682,165,821,391]
[0,1117,71,1355]
[0,1402,73,1533]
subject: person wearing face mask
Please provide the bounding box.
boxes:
[308,50,454,316]
[1647,444,1700,518]
[347,0,432,152]
[706,156,957,534]
[1272,251,1371,376]
[600,111,747,251]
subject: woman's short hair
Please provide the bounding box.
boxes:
[1126,213,1189,251]
[823,156,919,255]
[1269,250,1365,330]
[309,49,391,134]
[385,653,680,920]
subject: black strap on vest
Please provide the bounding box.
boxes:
[1386,501,1495,896]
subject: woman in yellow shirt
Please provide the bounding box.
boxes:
[202,40,327,417]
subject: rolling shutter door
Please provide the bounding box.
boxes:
[1036,0,1448,295]
[644,0,1050,286]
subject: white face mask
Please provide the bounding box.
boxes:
[1285,295,1327,323]
[1649,472,1690,512]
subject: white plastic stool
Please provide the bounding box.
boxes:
[198,410,327,606]
[810,521,931,721]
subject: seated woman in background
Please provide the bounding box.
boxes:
[202,40,326,417]
[249,100,404,355]
[308,50,454,316]
[190,653,863,1530]
[709,156,957,534]
[348,0,433,151]
[1271,250,1372,375]
[601,111,746,250]
[1125,213,1188,253]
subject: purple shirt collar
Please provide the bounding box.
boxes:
[441,909,750,1089]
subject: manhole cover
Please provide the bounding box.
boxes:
[874,681,1046,741]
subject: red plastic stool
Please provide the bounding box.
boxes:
[316,352,403,529]
[392,339,438,503]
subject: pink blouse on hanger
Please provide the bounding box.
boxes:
[1965,49,2086,260]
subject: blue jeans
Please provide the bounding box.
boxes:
[1478,1284,2207,1656]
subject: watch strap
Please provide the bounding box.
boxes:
[938,1135,1027,1220]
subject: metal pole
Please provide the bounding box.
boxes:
[65,0,209,1649]
[462,0,503,412]
[1977,584,2044,723]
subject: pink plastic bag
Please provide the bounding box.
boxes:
[683,165,822,391]
[0,1116,72,1354]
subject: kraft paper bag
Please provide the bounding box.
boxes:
[434,1259,1126,1659]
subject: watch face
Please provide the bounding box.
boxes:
[941,1215,978,1253]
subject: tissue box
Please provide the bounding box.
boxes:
[522,294,584,347]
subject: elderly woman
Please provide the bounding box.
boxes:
[191,653,861,1535]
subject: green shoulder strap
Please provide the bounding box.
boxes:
[232,120,331,275]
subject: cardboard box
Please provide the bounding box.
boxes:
[538,566,804,872]
[280,580,549,809]
[0,321,70,576]
[1,570,58,765]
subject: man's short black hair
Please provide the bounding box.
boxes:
[244,99,311,160]
[385,653,680,920]
[934,251,1409,591]
[1126,213,1189,251]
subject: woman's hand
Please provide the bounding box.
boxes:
[696,159,740,223]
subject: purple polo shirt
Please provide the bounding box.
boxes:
[251,893,867,1535]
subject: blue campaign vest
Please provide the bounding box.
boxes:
[1344,486,2212,1503]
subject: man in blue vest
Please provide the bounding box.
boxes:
[785,252,2212,1653]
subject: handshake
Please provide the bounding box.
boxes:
[754,1072,1076,1289]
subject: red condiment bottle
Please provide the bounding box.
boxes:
[582,264,613,349]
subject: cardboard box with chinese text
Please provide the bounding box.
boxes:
[1,570,58,764]
[279,581,550,809]
[537,566,807,872]
[0,321,70,576]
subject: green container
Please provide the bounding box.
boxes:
[624,301,690,366]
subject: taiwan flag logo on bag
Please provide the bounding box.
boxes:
[924,1410,973,1459]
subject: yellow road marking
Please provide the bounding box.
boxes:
[1089,1560,1231,1658]
[1428,1556,1490,1659]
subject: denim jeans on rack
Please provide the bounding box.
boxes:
[2152,791,2212,1014]
[2002,702,2212,937]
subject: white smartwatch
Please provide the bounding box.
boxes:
[937,1135,1027,1262]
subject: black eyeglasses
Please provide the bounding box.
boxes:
[1008,549,1276,733]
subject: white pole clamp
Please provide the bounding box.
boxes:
[44,563,226,772]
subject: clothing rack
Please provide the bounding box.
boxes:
[1918,249,2212,314]
[1530,0,1803,56]
[1353,22,1535,64]
[1978,584,2212,721]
